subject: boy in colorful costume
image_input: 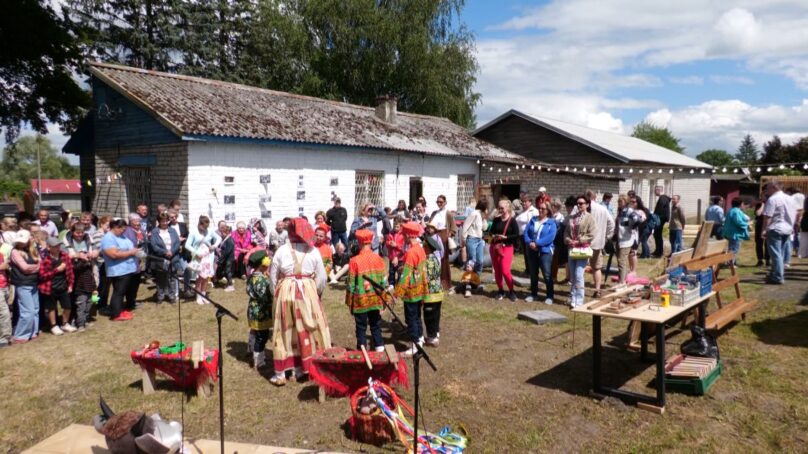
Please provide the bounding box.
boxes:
[314,224,334,276]
[345,229,387,352]
[246,249,272,370]
[394,222,428,356]
[422,235,444,347]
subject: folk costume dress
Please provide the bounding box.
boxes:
[269,220,331,377]
[395,223,429,345]
[345,230,387,349]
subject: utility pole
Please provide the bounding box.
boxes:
[37,137,43,207]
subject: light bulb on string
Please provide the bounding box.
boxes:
[639,169,644,174]
[669,169,674,174]
[756,167,761,172]
[498,168,501,173]
[803,164,808,170]
[582,167,587,172]
[531,165,535,170]
[779,164,785,169]
[767,167,773,172]
[555,168,560,172]
[619,169,623,173]
[733,168,738,173]
[601,168,605,173]
[573,168,578,172]
[629,168,633,173]
[507,168,511,172]
[609,168,614,173]
[476,159,480,164]
[689,169,694,174]
[700,169,705,174]
[722,167,727,172]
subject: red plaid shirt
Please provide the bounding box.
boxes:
[38,251,74,295]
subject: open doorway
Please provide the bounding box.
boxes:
[409,177,423,209]
[491,184,521,204]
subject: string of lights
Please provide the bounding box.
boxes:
[475,159,808,176]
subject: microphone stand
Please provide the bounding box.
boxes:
[367,279,436,454]
[151,255,238,454]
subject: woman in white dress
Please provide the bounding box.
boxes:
[184,215,220,304]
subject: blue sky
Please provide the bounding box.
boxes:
[463,0,808,157]
[5,0,808,162]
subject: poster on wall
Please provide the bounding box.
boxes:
[298,175,304,188]
[260,174,271,184]
[260,210,271,219]
[297,191,305,201]
[223,195,235,204]
[224,176,235,185]
[259,195,271,203]
[330,177,338,186]
[298,207,305,215]
[224,212,236,221]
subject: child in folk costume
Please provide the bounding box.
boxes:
[314,224,334,276]
[268,218,330,386]
[422,235,444,347]
[394,222,429,356]
[246,249,272,370]
[345,229,388,351]
[385,217,405,289]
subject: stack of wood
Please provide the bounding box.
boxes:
[665,354,718,378]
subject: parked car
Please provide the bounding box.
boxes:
[0,202,20,219]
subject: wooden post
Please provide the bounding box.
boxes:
[697,199,702,224]
[142,367,156,395]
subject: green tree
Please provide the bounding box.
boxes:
[696,149,735,167]
[760,135,808,175]
[735,134,759,165]
[0,135,79,187]
[0,0,91,143]
[631,121,685,153]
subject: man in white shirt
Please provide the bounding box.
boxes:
[787,188,804,262]
[33,209,58,237]
[762,181,798,284]
[586,190,615,297]
[515,197,538,271]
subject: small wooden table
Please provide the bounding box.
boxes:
[572,291,715,413]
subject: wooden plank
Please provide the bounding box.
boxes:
[141,367,156,395]
[637,402,666,415]
[705,299,749,331]
[191,340,204,369]
[669,248,694,267]
[682,252,733,271]
[703,240,729,256]
[712,275,740,293]
[384,344,399,364]
[691,221,714,258]
[360,345,373,370]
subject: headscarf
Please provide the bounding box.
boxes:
[287,218,314,246]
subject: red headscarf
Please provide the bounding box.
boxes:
[355,229,374,245]
[288,218,314,246]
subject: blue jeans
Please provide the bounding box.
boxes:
[403,301,423,343]
[669,229,683,254]
[728,239,741,264]
[12,286,39,341]
[766,231,790,283]
[639,230,651,258]
[526,249,554,299]
[354,310,383,349]
[331,231,348,249]
[465,237,484,273]
[783,239,792,265]
[570,259,588,306]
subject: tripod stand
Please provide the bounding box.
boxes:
[152,255,238,454]
[367,279,436,453]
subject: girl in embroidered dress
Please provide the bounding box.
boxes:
[269,218,330,386]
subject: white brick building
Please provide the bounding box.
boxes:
[64,62,520,223]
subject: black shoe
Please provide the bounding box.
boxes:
[495,291,505,301]
[507,291,517,302]
[98,307,111,317]
[182,290,196,299]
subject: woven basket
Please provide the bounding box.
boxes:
[349,383,397,446]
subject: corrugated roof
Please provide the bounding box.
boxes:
[475,110,712,169]
[31,179,82,194]
[88,62,521,162]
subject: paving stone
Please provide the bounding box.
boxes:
[517,310,568,325]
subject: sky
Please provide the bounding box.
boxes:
[463,0,808,158]
[4,0,808,162]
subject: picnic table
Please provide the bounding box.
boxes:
[572,288,715,413]
[131,341,219,397]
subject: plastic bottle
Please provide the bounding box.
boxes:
[661,290,670,308]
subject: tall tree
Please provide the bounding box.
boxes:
[0,135,79,187]
[0,0,91,143]
[65,0,183,71]
[696,149,735,167]
[735,134,759,165]
[631,121,684,153]
[761,135,808,173]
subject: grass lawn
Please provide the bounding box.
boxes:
[2,242,807,453]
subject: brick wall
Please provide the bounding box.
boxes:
[92,143,189,218]
[186,142,479,226]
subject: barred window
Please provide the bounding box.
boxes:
[355,170,385,210]
[457,174,476,210]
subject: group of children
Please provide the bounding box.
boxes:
[242,221,450,367]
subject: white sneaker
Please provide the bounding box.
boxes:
[374,346,385,353]
[224,285,235,292]
[425,337,440,347]
[329,279,338,285]
[61,323,77,333]
[464,290,471,298]
[253,351,266,369]
[544,298,554,305]
[448,287,456,295]
[196,294,204,305]
[402,344,418,357]
[525,295,535,303]
[387,285,395,292]
[51,326,64,336]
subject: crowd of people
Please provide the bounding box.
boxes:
[0,182,803,366]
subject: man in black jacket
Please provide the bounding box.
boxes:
[326,197,348,248]
[653,186,671,258]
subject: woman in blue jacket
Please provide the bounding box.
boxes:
[723,198,750,265]
[149,212,182,303]
[523,199,557,305]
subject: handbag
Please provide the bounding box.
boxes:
[492,217,512,251]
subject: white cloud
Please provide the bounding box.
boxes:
[709,75,754,85]
[643,99,808,154]
[668,76,704,85]
[0,124,76,164]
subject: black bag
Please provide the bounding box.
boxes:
[681,325,720,359]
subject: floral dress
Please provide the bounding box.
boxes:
[246,272,272,330]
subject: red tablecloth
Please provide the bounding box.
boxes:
[131,346,219,388]
[309,347,408,398]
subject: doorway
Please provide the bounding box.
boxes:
[492,184,521,204]
[123,167,152,213]
[409,177,423,209]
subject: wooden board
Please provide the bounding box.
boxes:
[691,221,714,258]
[703,240,729,256]
[669,248,694,267]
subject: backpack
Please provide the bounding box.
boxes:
[640,210,659,236]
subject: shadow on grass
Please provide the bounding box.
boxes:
[525,347,652,397]
[750,310,808,348]
[297,385,320,402]
[126,378,196,400]
[226,340,251,366]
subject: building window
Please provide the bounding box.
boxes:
[355,170,385,210]
[457,174,476,210]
